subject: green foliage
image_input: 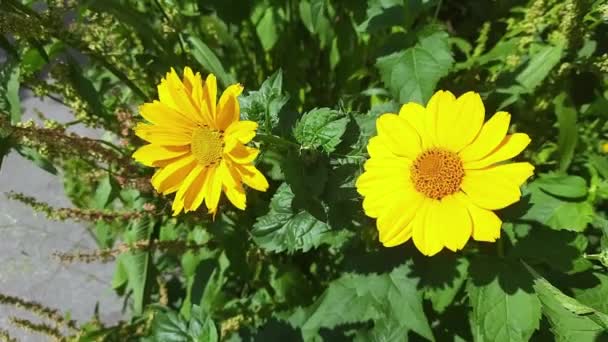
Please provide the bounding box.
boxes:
[1,0,607,340]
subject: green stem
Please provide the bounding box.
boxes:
[497,238,505,258]
[256,133,300,150]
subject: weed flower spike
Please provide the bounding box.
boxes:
[356,90,534,256]
[132,67,268,216]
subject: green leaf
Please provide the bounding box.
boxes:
[358,0,429,33]
[115,217,155,315]
[150,306,218,342]
[0,59,21,123]
[524,263,608,341]
[293,108,349,153]
[535,173,587,198]
[467,258,541,342]
[590,154,608,180]
[14,145,58,175]
[66,58,106,119]
[422,255,469,313]
[292,263,433,341]
[377,29,453,104]
[93,174,118,209]
[522,180,593,231]
[253,5,283,51]
[573,273,608,315]
[553,93,578,172]
[240,70,289,132]
[298,0,334,47]
[187,36,235,87]
[516,44,563,92]
[251,183,350,253]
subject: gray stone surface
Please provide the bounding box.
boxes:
[0,94,123,341]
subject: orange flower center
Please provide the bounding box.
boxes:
[410,148,464,200]
[191,126,223,166]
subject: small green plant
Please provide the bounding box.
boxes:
[1,0,608,340]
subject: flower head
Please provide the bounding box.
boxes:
[133,67,268,216]
[356,90,534,256]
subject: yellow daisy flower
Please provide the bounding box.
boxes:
[356,90,534,256]
[132,67,269,216]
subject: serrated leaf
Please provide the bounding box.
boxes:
[535,173,587,198]
[468,258,541,342]
[293,108,349,153]
[251,183,350,253]
[150,306,218,342]
[522,181,593,231]
[293,263,433,341]
[377,30,453,104]
[516,44,563,92]
[240,70,289,131]
[422,255,469,313]
[573,273,608,315]
[187,36,235,87]
[524,263,608,341]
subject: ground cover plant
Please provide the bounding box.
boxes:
[1,0,608,340]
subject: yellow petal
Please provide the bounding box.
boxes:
[220,162,247,210]
[464,133,531,169]
[398,102,432,149]
[225,120,258,150]
[216,84,244,130]
[182,68,214,124]
[205,163,224,214]
[151,155,196,194]
[436,92,484,152]
[459,111,511,162]
[172,164,205,215]
[377,189,424,246]
[182,67,196,95]
[366,136,393,158]
[424,90,456,147]
[132,144,190,167]
[362,156,410,174]
[438,194,472,252]
[375,114,421,159]
[461,162,533,210]
[187,167,215,213]
[412,199,444,256]
[459,194,502,242]
[227,144,260,164]
[203,74,218,119]
[356,165,411,198]
[235,163,269,192]
[165,68,201,121]
[134,123,192,146]
[139,101,197,130]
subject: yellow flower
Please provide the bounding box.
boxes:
[356,90,534,256]
[132,67,269,216]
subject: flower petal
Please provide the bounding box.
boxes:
[436,91,484,152]
[187,166,215,213]
[227,144,260,164]
[377,189,424,247]
[459,194,502,242]
[225,120,258,150]
[461,162,533,210]
[366,136,394,159]
[172,164,205,215]
[132,144,190,167]
[438,194,472,252]
[216,84,244,130]
[205,163,224,214]
[235,163,269,192]
[464,133,531,169]
[134,123,192,146]
[376,114,421,159]
[139,101,197,130]
[398,102,432,149]
[459,111,511,162]
[203,74,218,119]
[412,199,444,256]
[151,155,196,195]
[424,90,456,147]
